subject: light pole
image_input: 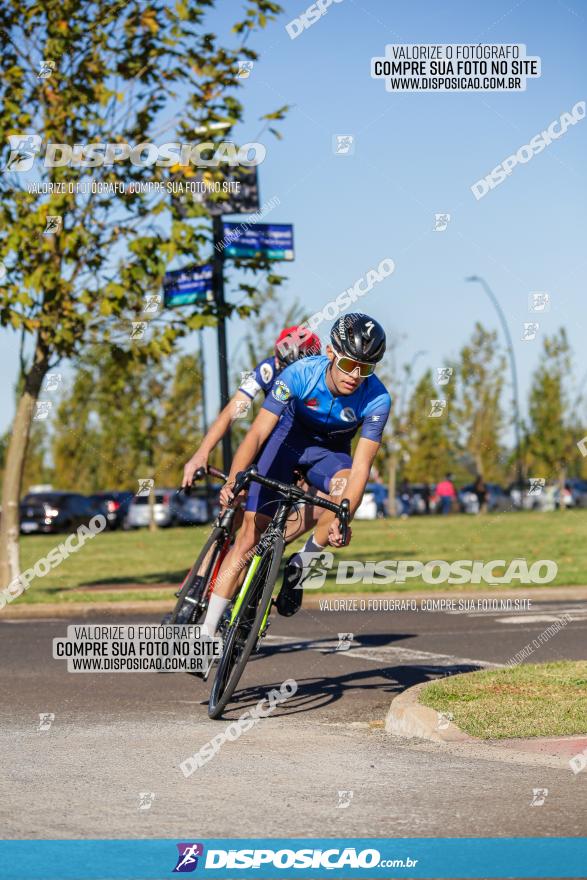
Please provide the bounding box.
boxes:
[465,275,523,484]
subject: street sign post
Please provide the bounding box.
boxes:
[222,222,294,261]
[204,166,260,216]
[212,215,232,474]
[173,166,260,218]
[163,187,295,473]
[163,264,213,308]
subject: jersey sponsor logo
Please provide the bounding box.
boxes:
[340,406,357,422]
[272,379,291,403]
[239,374,261,398]
[260,361,274,385]
[304,397,319,408]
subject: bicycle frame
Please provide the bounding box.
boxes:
[227,496,308,628]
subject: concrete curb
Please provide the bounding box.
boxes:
[385,679,586,770]
[2,584,587,619]
[0,601,172,619]
[385,681,474,743]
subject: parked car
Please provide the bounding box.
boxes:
[354,488,378,520]
[459,483,511,514]
[409,483,439,515]
[170,486,220,525]
[89,491,134,529]
[508,480,541,511]
[568,478,587,508]
[19,491,96,534]
[554,482,574,509]
[126,490,176,528]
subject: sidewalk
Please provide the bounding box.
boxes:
[2,584,587,618]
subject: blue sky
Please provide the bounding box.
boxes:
[2,0,586,436]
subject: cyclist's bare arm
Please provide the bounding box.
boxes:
[316,437,381,547]
[220,410,279,506]
[182,390,253,488]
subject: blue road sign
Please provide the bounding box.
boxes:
[222,222,294,261]
[163,264,213,307]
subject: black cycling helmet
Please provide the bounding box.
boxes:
[330,313,386,364]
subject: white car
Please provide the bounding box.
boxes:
[354,491,378,520]
[126,490,175,528]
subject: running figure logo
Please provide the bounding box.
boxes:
[173,843,204,873]
[297,551,334,589]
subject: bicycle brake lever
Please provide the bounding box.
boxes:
[339,498,351,545]
[231,470,248,499]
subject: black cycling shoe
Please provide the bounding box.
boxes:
[276,556,304,617]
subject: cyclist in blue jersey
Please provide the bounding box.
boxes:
[182,325,321,486]
[200,313,391,637]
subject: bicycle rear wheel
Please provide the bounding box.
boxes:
[208,534,285,719]
[170,527,226,625]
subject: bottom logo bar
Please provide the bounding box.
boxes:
[0,838,585,879]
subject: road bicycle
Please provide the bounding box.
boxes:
[165,465,236,626]
[208,465,350,719]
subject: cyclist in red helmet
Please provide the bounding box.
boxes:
[182,325,320,486]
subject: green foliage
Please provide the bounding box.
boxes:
[401,369,457,482]
[524,328,581,479]
[51,345,203,492]
[452,323,507,481]
[0,0,286,367]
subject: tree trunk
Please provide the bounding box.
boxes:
[559,464,567,513]
[0,341,49,588]
[387,448,398,517]
[148,480,157,532]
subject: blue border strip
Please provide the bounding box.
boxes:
[1,838,586,879]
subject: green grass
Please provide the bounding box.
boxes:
[419,661,587,739]
[11,508,587,605]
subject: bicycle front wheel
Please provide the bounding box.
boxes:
[208,535,285,719]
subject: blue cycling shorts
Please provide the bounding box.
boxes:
[244,424,352,517]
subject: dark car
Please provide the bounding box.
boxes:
[459,483,511,513]
[19,492,97,535]
[567,479,587,508]
[89,491,134,529]
[169,485,221,526]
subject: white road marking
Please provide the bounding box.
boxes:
[447,605,587,623]
[494,606,587,624]
[265,635,502,668]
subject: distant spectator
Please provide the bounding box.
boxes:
[421,482,431,515]
[474,475,488,514]
[436,473,457,514]
[399,479,411,518]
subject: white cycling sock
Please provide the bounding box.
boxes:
[201,593,230,637]
[290,533,327,569]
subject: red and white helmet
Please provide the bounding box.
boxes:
[275,325,321,366]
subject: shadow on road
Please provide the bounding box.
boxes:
[216,659,486,720]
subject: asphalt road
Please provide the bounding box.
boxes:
[1,599,586,839]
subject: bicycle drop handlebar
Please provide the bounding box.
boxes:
[177,465,228,496]
[231,465,351,545]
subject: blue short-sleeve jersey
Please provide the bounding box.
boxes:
[238,356,280,400]
[261,355,391,446]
